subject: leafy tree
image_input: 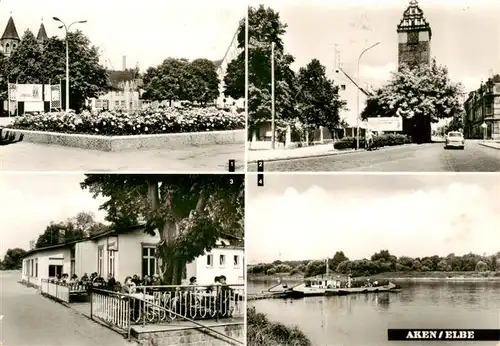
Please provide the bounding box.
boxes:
[35,222,67,248]
[443,110,465,133]
[237,5,297,136]
[361,59,463,143]
[81,174,244,285]
[304,260,326,277]
[142,58,220,105]
[1,30,110,111]
[296,59,347,138]
[1,248,27,269]
[70,211,108,236]
[186,59,219,105]
[4,30,44,84]
[475,260,488,272]
[329,251,349,270]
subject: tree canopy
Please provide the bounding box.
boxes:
[248,250,500,278]
[0,248,27,270]
[35,211,108,248]
[81,174,244,285]
[1,29,111,111]
[361,60,463,122]
[296,59,347,136]
[142,58,219,105]
[224,5,346,138]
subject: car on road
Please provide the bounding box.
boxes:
[444,131,465,150]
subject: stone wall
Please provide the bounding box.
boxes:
[134,323,244,346]
[398,41,430,68]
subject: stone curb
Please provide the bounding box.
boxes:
[478,142,500,150]
[247,143,418,163]
[0,128,245,152]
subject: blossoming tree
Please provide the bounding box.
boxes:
[362,59,463,143]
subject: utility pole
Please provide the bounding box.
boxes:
[271,42,276,150]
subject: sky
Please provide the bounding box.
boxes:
[253,0,500,125]
[0,174,107,259]
[0,0,246,72]
[246,173,500,264]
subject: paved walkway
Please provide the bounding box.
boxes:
[0,142,244,172]
[478,140,500,150]
[0,271,136,346]
[247,143,352,162]
[247,143,420,163]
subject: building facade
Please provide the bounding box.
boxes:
[397,0,432,69]
[88,59,143,112]
[21,225,244,287]
[463,75,500,140]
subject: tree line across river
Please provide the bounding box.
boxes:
[247,250,500,278]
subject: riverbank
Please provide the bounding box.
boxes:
[247,307,311,346]
[248,271,500,283]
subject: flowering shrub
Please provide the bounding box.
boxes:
[9,106,245,136]
[334,134,410,150]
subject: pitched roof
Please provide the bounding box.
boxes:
[36,23,48,41]
[1,16,20,41]
[108,70,142,89]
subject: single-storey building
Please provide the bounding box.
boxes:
[21,224,244,287]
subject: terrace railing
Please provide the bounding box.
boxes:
[90,285,244,345]
[131,284,245,324]
[90,288,132,336]
[40,279,89,303]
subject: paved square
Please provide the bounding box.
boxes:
[0,142,245,172]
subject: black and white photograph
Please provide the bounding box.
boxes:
[0,0,246,172]
[0,173,245,346]
[246,174,500,345]
[246,0,500,172]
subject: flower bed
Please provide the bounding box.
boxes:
[334,134,410,150]
[9,106,245,136]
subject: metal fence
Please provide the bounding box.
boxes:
[90,285,244,345]
[40,279,88,303]
[91,288,131,335]
[131,284,245,324]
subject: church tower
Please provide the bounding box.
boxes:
[397,0,432,69]
[36,20,49,43]
[1,16,20,57]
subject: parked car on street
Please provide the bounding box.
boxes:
[444,131,465,150]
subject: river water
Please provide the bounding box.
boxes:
[248,280,500,346]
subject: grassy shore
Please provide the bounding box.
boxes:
[248,271,500,283]
[247,307,312,346]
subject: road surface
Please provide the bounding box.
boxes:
[0,271,135,346]
[248,141,500,172]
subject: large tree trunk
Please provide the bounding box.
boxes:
[148,182,209,285]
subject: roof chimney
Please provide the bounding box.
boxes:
[123,56,126,71]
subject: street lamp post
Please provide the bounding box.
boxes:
[53,17,87,112]
[356,42,380,150]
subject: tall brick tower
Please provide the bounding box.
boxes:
[397,0,432,69]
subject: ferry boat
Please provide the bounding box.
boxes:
[324,281,398,296]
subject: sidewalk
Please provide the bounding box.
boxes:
[478,140,500,150]
[247,143,416,163]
